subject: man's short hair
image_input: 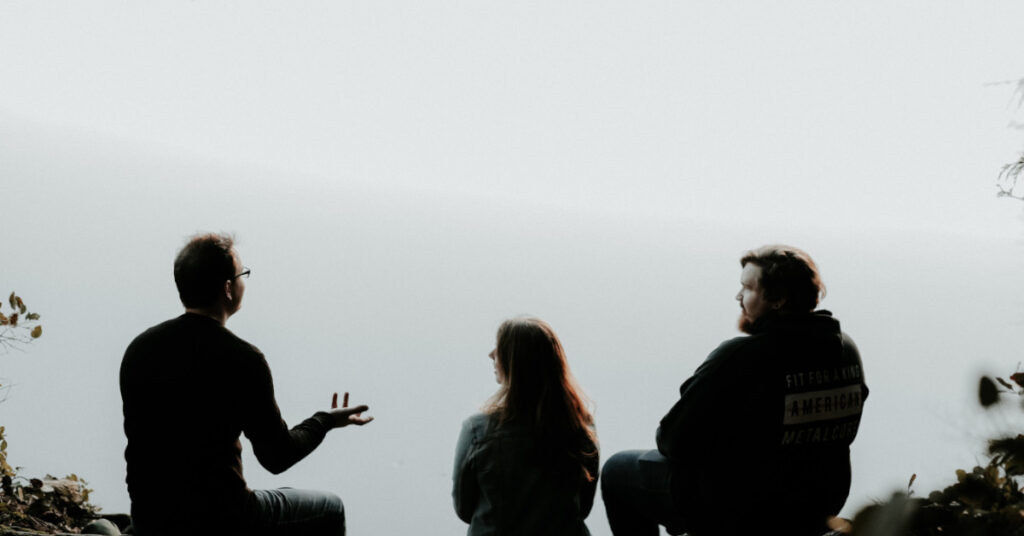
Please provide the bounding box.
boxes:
[174,233,236,308]
[740,245,825,313]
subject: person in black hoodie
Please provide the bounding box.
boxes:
[601,245,868,536]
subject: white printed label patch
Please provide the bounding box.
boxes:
[783,385,863,425]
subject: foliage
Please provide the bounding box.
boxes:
[851,372,1024,535]
[0,427,100,533]
[0,295,96,533]
[0,292,43,355]
[1,292,43,404]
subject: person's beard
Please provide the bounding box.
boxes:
[737,311,756,334]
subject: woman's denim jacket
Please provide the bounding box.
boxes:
[452,413,598,536]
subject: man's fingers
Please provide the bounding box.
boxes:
[343,392,349,408]
[331,392,338,409]
[338,404,369,415]
[350,416,374,426]
[328,405,373,428]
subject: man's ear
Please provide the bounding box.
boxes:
[224,279,234,301]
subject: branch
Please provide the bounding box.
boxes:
[997,153,1024,201]
[992,77,1024,201]
[0,338,31,354]
[997,188,1024,202]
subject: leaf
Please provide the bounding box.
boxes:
[16,297,25,314]
[30,325,42,339]
[1010,372,1024,389]
[8,312,17,326]
[908,473,917,491]
[979,376,999,407]
[8,292,15,309]
[26,312,39,321]
[984,464,1001,485]
[0,312,7,325]
[997,377,1016,390]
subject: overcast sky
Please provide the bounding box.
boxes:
[3,2,1024,534]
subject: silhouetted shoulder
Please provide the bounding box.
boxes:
[841,332,859,353]
[220,327,263,358]
[702,335,758,366]
[121,313,265,374]
[124,316,179,350]
[460,413,492,440]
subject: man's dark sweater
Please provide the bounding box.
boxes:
[120,313,333,530]
[656,310,868,535]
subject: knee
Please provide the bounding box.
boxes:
[324,492,345,534]
[301,490,345,535]
[601,450,644,492]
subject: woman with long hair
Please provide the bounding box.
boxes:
[453,317,599,535]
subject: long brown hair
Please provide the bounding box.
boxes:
[484,317,598,482]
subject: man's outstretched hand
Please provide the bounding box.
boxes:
[329,392,374,429]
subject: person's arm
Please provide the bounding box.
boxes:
[842,333,869,403]
[452,417,480,524]
[656,339,744,460]
[241,352,370,474]
[657,366,710,459]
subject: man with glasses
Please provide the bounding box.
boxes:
[120,232,372,535]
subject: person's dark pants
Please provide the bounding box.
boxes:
[130,488,345,536]
[601,449,688,536]
[247,488,346,536]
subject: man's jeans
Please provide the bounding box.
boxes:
[601,450,687,536]
[247,488,346,536]
[130,488,344,536]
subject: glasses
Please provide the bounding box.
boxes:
[231,267,251,280]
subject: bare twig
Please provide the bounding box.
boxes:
[0,332,34,354]
[986,77,1024,108]
[997,153,1024,200]
[993,78,1024,201]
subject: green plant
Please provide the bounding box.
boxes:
[0,427,100,533]
[851,372,1024,535]
[0,295,99,533]
[0,292,42,355]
